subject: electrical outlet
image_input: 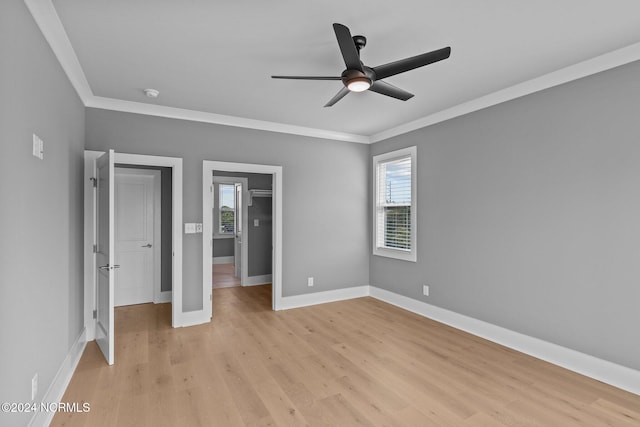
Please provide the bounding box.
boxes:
[423,285,430,296]
[32,373,38,400]
[307,277,314,287]
[195,223,203,233]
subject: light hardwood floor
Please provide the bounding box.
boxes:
[53,285,640,426]
[212,263,241,288]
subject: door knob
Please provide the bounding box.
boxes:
[142,243,152,248]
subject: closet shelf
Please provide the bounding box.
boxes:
[248,189,272,206]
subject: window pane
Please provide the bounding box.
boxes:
[381,157,411,205]
[384,206,411,249]
[219,184,235,233]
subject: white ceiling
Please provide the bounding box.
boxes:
[29,0,640,142]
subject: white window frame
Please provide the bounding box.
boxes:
[218,183,236,235]
[372,146,417,262]
[213,176,242,239]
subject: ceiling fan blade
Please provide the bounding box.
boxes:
[271,75,341,80]
[324,87,350,107]
[369,81,414,101]
[333,23,363,72]
[372,46,451,80]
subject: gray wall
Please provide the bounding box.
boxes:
[213,171,273,276]
[0,1,86,426]
[370,60,640,370]
[248,196,272,276]
[213,237,234,258]
[85,108,370,310]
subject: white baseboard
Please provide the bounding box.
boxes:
[177,309,210,327]
[369,286,640,396]
[277,285,369,311]
[212,256,234,265]
[29,327,87,427]
[243,274,272,287]
[154,290,172,304]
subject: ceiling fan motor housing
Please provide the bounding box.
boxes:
[341,68,374,90]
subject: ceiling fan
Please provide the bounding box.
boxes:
[272,23,451,107]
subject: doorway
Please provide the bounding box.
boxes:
[211,176,248,288]
[84,151,185,365]
[114,166,173,306]
[202,161,283,314]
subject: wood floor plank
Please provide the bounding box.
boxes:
[51,285,640,426]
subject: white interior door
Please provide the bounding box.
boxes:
[234,183,242,280]
[96,150,115,365]
[114,168,159,306]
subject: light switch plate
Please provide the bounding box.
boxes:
[195,223,203,233]
[32,134,44,159]
[184,223,196,234]
[254,219,259,227]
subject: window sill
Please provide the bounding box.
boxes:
[373,247,416,262]
[213,234,234,240]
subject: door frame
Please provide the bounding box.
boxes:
[84,150,184,336]
[212,175,249,286]
[203,161,283,313]
[114,167,163,305]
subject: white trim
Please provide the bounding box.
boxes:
[212,256,234,264]
[179,310,212,328]
[277,286,370,311]
[203,161,283,313]
[370,41,640,143]
[243,274,272,287]
[369,286,640,396]
[24,1,640,144]
[88,96,370,144]
[372,146,417,262]
[28,328,87,427]
[155,290,172,304]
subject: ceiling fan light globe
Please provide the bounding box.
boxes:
[347,77,371,92]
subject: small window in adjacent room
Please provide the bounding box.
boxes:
[219,183,235,234]
[373,146,417,262]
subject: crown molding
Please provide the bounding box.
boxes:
[25,0,640,145]
[86,97,371,144]
[370,41,640,143]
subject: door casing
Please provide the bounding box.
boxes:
[84,150,186,340]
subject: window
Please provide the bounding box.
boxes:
[218,184,235,234]
[373,146,417,262]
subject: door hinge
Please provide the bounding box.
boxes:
[90,177,97,188]
[92,309,97,319]
[210,294,212,301]
[92,244,97,253]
